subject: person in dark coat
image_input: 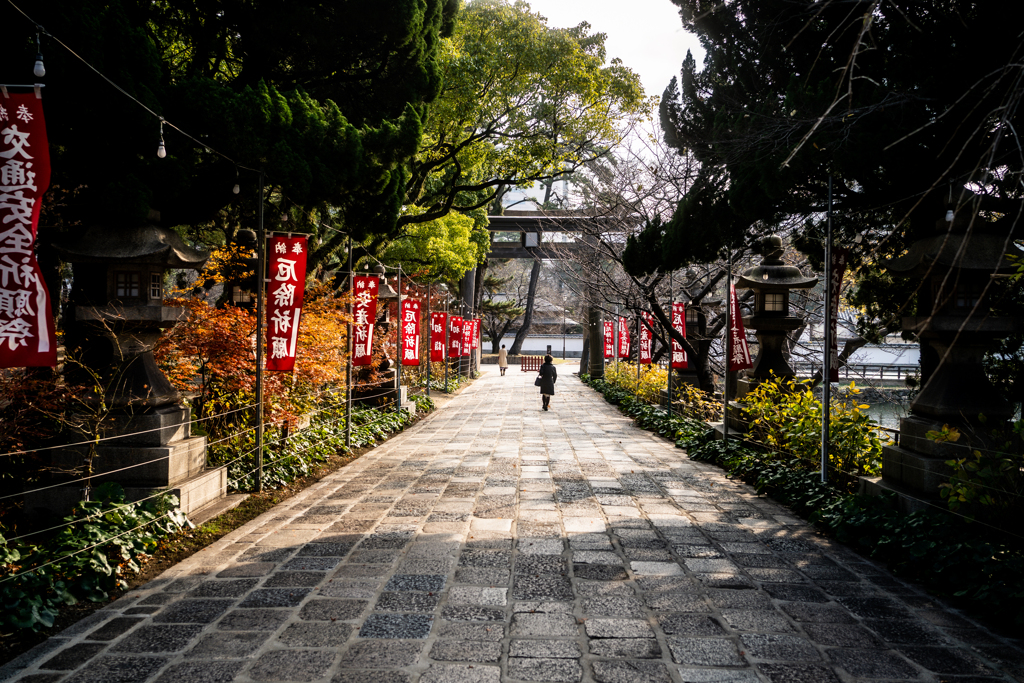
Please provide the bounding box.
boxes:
[538,354,557,410]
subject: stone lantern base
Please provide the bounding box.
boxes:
[25,405,226,520]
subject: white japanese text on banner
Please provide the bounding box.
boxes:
[671,302,688,369]
[0,92,57,368]
[400,298,421,365]
[265,235,307,371]
[352,276,378,367]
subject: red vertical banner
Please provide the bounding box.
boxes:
[429,312,447,361]
[266,235,308,371]
[0,92,57,367]
[471,318,480,350]
[828,249,849,382]
[352,276,378,366]
[449,316,463,358]
[728,284,753,371]
[670,302,688,369]
[638,312,653,365]
[461,317,472,357]
[603,321,614,358]
[400,298,421,366]
[617,316,630,359]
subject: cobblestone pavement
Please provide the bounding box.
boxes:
[5,366,1023,683]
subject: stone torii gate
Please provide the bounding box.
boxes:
[460,210,610,377]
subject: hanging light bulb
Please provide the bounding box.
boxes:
[945,209,954,222]
[232,183,240,194]
[157,119,166,158]
[33,31,45,78]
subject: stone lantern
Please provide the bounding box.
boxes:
[877,208,1022,503]
[36,223,228,518]
[734,235,818,395]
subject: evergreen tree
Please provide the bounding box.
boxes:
[0,0,457,268]
[625,0,1024,286]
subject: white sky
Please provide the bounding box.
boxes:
[524,0,703,99]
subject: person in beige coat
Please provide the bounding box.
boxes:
[497,344,508,376]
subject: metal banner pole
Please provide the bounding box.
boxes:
[345,237,353,450]
[396,266,402,413]
[444,295,450,393]
[821,175,834,484]
[636,312,641,398]
[723,252,732,444]
[667,271,673,417]
[426,282,432,397]
[254,171,266,492]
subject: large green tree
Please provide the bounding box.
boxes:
[0,0,456,267]
[625,0,1024,281]
[401,0,648,227]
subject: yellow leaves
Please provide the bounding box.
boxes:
[926,424,961,444]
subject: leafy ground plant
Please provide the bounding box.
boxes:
[742,374,884,477]
[0,483,187,632]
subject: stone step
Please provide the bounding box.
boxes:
[125,465,226,517]
[187,492,249,527]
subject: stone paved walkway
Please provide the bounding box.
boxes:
[4,367,1023,683]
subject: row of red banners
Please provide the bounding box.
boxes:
[602,307,690,369]
[600,294,755,373]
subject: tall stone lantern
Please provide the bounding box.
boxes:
[878,209,1021,504]
[734,235,818,396]
[36,223,227,518]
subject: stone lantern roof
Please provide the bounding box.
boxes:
[885,214,1020,277]
[735,235,817,291]
[55,223,209,268]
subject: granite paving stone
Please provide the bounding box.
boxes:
[8,365,1020,683]
[38,643,107,670]
[508,657,583,682]
[588,638,663,658]
[591,660,673,683]
[247,650,335,681]
[428,640,503,662]
[186,631,268,658]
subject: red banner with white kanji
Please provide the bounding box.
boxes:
[670,302,688,369]
[461,316,472,357]
[617,316,630,359]
[603,320,614,358]
[638,312,654,365]
[828,249,849,382]
[471,318,480,350]
[0,92,56,367]
[265,235,307,371]
[352,276,378,366]
[449,316,462,358]
[430,311,446,361]
[728,284,753,371]
[400,298,421,366]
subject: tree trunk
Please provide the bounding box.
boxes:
[510,259,541,354]
[474,259,488,311]
[579,336,590,376]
